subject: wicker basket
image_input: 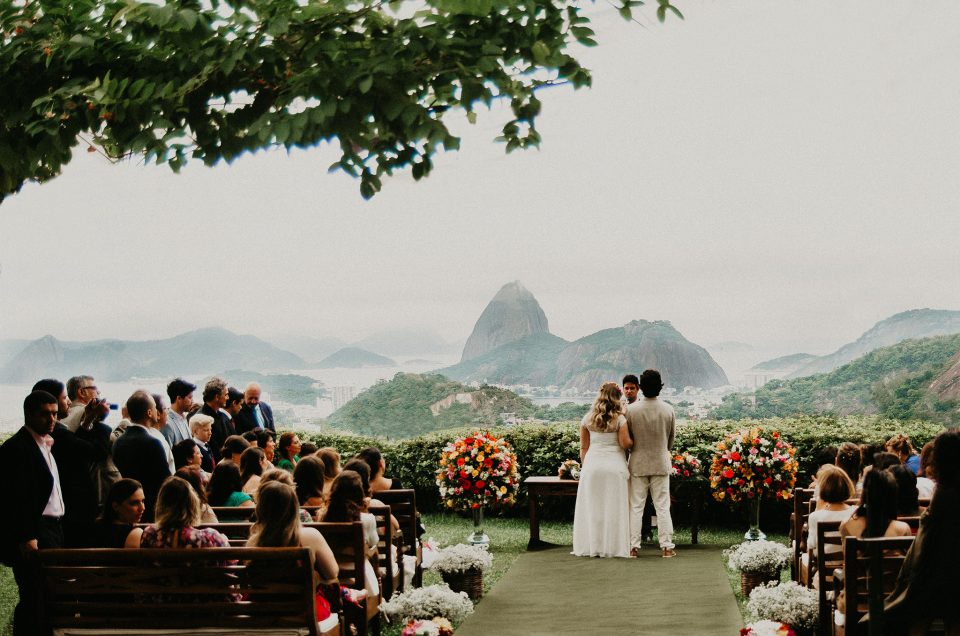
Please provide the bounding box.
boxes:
[740,570,779,598]
[441,568,484,600]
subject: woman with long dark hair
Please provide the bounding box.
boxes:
[239,446,268,499]
[207,461,254,508]
[321,471,379,597]
[276,432,302,472]
[91,478,145,548]
[128,476,229,549]
[572,381,632,559]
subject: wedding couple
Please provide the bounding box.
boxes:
[572,370,677,559]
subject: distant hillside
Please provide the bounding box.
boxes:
[221,370,325,406]
[461,281,550,362]
[0,327,306,382]
[440,320,727,391]
[751,353,818,373]
[326,373,535,438]
[438,333,569,386]
[316,347,395,368]
[269,335,347,365]
[354,327,457,357]
[712,333,960,425]
[556,320,728,391]
[789,309,960,378]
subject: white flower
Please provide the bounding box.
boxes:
[724,540,791,576]
[382,584,474,624]
[747,581,818,630]
[743,620,791,636]
[429,543,493,574]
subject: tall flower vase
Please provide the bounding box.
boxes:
[467,506,489,546]
[744,495,766,541]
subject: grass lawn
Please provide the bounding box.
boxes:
[0,515,785,636]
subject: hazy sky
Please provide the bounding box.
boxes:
[2,1,959,357]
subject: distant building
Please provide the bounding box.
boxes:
[331,386,356,411]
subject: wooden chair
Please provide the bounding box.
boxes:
[210,506,256,522]
[811,520,844,636]
[368,505,401,600]
[37,547,333,635]
[836,535,914,636]
[792,487,815,581]
[309,522,381,636]
[372,489,422,586]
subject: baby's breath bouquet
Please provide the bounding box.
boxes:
[747,581,818,633]
[429,543,493,575]
[382,584,474,624]
[725,540,791,577]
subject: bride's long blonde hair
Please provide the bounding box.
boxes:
[589,382,624,432]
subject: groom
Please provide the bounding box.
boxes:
[627,369,677,558]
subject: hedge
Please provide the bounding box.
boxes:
[296,415,946,525]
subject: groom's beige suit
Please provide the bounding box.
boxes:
[627,396,676,550]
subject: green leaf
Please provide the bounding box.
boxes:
[531,41,549,64]
[358,75,374,94]
[178,9,198,30]
[466,111,477,125]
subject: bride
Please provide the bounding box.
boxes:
[572,381,633,558]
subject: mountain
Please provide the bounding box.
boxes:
[354,327,458,357]
[326,372,534,438]
[316,347,395,368]
[268,335,347,365]
[438,333,569,386]
[712,333,960,424]
[751,353,818,374]
[0,327,306,382]
[555,320,729,391]
[440,320,728,391]
[789,309,960,378]
[460,281,550,362]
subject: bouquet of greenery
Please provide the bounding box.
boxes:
[436,431,519,511]
[557,459,581,480]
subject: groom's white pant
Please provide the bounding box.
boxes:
[630,475,675,550]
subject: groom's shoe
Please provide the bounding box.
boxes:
[630,548,639,558]
[662,548,677,558]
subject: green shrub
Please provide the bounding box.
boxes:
[290,415,945,521]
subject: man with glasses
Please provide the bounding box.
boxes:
[62,375,109,433]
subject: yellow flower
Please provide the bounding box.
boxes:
[472,470,479,477]
[499,486,507,494]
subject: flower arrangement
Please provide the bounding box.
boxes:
[740,620,797,636]
[437,431,519,511]
[401,617,453,636]
[725,540,792,577]
[709,427,798,503]
[671,451,704,483]
[381,584,475,624]
[557,459,581,480]
[746,581,818,632]
[429,543,493,575]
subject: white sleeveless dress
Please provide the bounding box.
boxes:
[572,415,631,558]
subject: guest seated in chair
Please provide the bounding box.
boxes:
[91,478,145,548]
[127,475,229,549]
[240,447,268,500]
[207,461,255,509]
[321,471,379,598]
[803,465,855,584]
[883,429,960,635]
[358,447,404,492]
[294,455,328,508]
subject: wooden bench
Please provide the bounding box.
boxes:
[813,520,844,636]
[835,535,914,636]
[36,546,338,636]
[210,506,256,522]
[373,489,422,586]
[368,504,401,600]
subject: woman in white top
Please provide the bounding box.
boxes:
[806,465,856,565]
[572,382,633,558]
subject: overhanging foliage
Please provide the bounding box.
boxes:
[0,0,682,201]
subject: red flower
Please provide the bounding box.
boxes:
[729,451,741,461]
[457,457,465,466]
[484,457,493,467]
[722,468,735,479]
[683,470,690,477]
[460,470,468,479]
[764,477,773,485]
[475,480,485,489]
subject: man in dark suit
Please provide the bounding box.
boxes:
[200,377,234,462]
[112,391,172,522]
[0,390,65,636]
[233,382,276,434]
[33,379,109,548]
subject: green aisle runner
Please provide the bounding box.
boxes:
[455,545,743,636]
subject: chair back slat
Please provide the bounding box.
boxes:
[373,489,422,586]
[841,536,914,635]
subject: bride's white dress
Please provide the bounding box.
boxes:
[572,415,631,558]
